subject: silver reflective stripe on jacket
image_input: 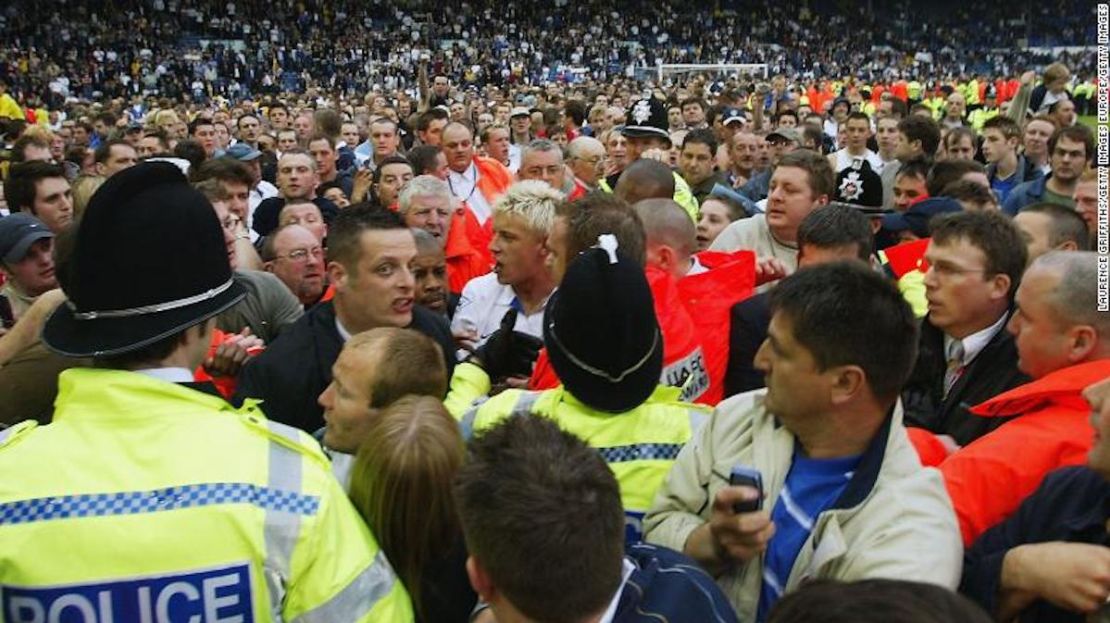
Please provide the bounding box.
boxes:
[264,421,306,621]
[508,391,543,418]
[460,391,543,440]
[290,550,399,623]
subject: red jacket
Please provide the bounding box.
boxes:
[530,266,710,404]
[677,250,756,405]
[445,209,492,294]
[940,358,1110,546]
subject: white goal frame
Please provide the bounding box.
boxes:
[657,63,769,83]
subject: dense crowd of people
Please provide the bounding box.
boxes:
[0,3,1107,621]
[0,0,1097,106]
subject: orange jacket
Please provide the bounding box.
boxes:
[445,209,492,294]
[461,156,513,255]
[529,266,709,404]
[677,250,756,405]
[940,358,1110,546]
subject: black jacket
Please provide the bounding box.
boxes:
[962,466,1110,623]
[234,301,455,433]
[901,312,1029,447]
[723,292,771,399]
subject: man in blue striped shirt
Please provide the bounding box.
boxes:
[645,262,963,621]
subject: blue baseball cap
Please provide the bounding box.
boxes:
[225,143,262,161]
[0,213,54,264]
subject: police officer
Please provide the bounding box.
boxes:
[600,97,700,221]
[0,163,413,622]
[445,236,709,543]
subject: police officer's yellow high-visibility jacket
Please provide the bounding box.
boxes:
[446,362,709,542]
[0,368,413,622]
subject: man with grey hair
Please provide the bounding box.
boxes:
[451,180,560,352]
[398,174,453,242]
[518,139,579,199]
[937,251,1110,547]
[567,136,607,194]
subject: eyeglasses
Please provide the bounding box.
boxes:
[220,215,241,231]
[275,246,324,262]
[925,261,989,280]
[573,155,605,166]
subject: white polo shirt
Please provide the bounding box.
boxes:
[450,273,550,357]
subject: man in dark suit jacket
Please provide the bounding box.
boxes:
[901,211,1030,447]
[236,208,455,433]
[725,205,875,398]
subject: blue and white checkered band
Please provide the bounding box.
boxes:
[0,483,320,525]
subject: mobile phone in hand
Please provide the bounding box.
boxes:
[729,465,763,513]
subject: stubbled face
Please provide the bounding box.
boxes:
[754,312,830,424]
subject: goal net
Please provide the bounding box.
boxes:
[657,63,769,84]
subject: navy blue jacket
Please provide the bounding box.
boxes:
[615,543,740,623]
[962,466,1110,622]
[1001,175,1052,216]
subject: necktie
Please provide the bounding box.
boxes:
[943,340,965,398]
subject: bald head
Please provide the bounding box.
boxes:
[634,198,697,278]
[615,159,675,205]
